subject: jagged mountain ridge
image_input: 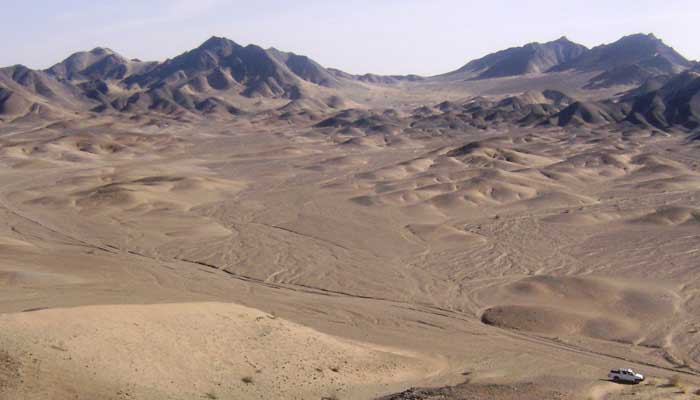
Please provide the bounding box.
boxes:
[123,37,314,98]
[47,47,157,81]
[0,36,363,118]
[445,33,693,90]
[552,33,692,74]
[0,35,434,119]
[449,37,589,79]
[0,33,698,129]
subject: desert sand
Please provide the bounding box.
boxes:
[0,111,699,399]
[1,33,700,400]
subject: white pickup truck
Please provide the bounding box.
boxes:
[608,368,645,383]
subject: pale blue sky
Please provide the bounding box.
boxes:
[2,0,699,75]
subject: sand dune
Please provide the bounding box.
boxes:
[350,149,593,213]
[632,206,700,226]
[478,275,676,343]
[0,303,439,400]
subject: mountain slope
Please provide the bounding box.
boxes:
[1,36,360,119]
[124,36,309,99]
[625,70,700,129]
[0,85,32,116]
[266,48,341,88]
[584,64,657,89]
[47,48,156,81]
[448,37,589,79]
[0,64,92,114]
[553,33,692,74]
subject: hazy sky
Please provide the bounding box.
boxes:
[2,0,699,75]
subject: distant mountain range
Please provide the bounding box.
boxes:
[449,36,589,79]
[446,33,693,83]
[0,33,698,130]
[308,68,700,134]
[0,36,358,119]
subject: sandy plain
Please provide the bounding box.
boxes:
[0,87,699,399]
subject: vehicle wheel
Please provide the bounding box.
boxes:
[612,377,619,382]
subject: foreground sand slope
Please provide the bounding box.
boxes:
[0,302,440,400]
